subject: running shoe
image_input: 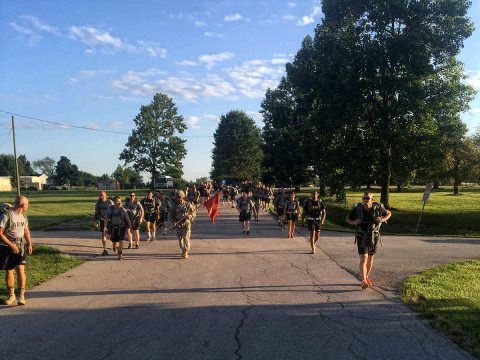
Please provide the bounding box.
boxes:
[101,249,108,256]
[246,230,250,235]
[361,280,369,290]
[118,254,123,260]
[366,277,374,286]
[135,244,139,249]
[127,243,132,249]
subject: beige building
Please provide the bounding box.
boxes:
[0,175,48,191]
[0,177,12,191]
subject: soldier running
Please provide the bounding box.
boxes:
[169,190,197,259]
[283,192,300,238]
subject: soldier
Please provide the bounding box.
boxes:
[124,192,143,249]
[141,191,159,241]
[94,191,114,256]
[186,185,200,205]
[274,188,287,228]
[302,191,326,254]
[169,190,196,259]
[236,191,257,235]
[283,192,300,238]
[0,196,33,305]
[106,197,131,260]
[157,192,171,236]
[346,192,392,289]
[229,185,238,208]
[264,186,273,212]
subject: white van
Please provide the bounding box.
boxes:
[157,175,174,189]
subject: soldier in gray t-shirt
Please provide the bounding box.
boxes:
[0,196,33,306]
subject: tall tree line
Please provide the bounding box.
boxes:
[261,0,476,207]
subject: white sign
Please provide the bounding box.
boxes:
[422,183,433,202]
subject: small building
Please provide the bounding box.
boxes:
[0,177,12,191]
[20,174,48,190]
[97,181,120,190]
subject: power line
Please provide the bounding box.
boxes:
[0,109,217,138]
[0,109,130,135]
[0,127,12,150]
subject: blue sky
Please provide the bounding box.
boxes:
[1,1,479,182]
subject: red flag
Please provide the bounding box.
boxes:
[204,192,220,224]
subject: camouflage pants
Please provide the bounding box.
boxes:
[176,222,191,252]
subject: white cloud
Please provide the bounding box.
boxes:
[224,13,243,22]
[194,20,207,27]
[466,70,480,89]
[21,15,61,35]
[282,14,297,21]
[9,16,60,46]
[111,69,236,101]
[198,52,234,69]
[177,60,198,66]
[226,58,287,98]
[204,114,220,122]
[204,31,225,38]
[68,26,167,57]
[287,2,297,8]
[111,55,287,102]
[185,116,200,129]
[297,2,322,26]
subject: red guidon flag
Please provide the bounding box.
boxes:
[204,192,220,224]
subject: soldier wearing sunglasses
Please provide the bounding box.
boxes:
[346,192,392,290]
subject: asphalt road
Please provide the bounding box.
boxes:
[0,203,476,359]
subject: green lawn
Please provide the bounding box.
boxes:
[293,186,480,237]
[0,245,85,303]
[402,261,480,358]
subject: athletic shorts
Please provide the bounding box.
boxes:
[356,234,379,256]
[286,212,298,222]
[239,211,251,222]
[144,212,157,223]
[99,219,107,232]
[276,206,284,217]
[110,226,126,242]
[130,218,140,231]
[307,219,321,232]
[0,246,25,270]
[157,211,168,223]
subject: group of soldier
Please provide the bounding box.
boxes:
[0,185,392,307]
[94,182,392,290]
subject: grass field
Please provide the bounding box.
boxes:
[0,186,479,236]
[0,245,85,303]
[293,186,480,237]
[402,261,480,358]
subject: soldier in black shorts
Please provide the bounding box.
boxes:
[141,191,159,241]
[124,192,143,249]
[157,193,170,236]
[302,191,326,253]
[236,192,257,235]
[106,197,131,260]
[94,191,114,256]
[346,192,392,290]
[283,192,300,238]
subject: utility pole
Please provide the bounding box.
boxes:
[12,116,21,197]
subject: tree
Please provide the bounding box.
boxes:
[55,156,80,186]
[32,156,56,176]
[0,154,34,180]
[120,93,187,188]
[261,78,314,187]
[112,164,143,189]
[210,110,263,181]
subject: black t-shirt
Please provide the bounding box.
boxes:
[348,203,387,234]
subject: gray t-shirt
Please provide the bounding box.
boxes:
[0,210,28,241]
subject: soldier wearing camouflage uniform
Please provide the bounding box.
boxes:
[169,190,196,259]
